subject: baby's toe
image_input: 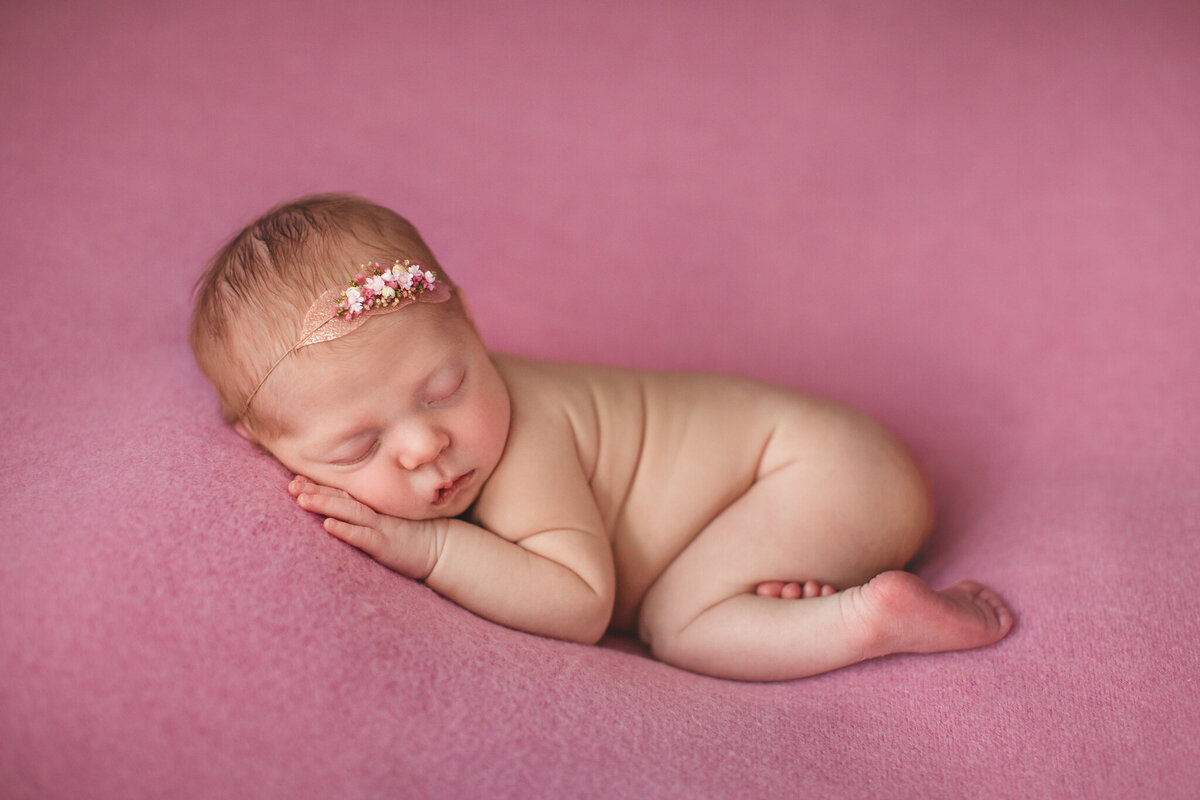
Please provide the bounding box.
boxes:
[755,581,785,598]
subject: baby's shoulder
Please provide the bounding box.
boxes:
[490,355,651,475]
[490,353,804,422]
[492,354,644,416]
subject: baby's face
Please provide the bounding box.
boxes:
[257,305,511,520]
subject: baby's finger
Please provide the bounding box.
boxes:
[289,476,352,499]
[296,490,377,528]
[288,475,319,496]
[323,517,388,559]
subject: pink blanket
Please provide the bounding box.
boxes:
[3,1,1198,797]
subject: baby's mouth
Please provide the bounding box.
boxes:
[432,470,475,507]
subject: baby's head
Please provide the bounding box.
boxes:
[190,194,510,519]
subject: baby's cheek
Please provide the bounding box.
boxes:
[349,472,415,519]
[476,405,511,465]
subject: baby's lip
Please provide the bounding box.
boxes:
[431,470,475,508]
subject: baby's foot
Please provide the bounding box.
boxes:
[851,571,1014,658]
[755,580,837,599]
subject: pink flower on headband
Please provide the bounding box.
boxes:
[336,260,438,319]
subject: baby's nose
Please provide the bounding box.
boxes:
[397,428,449,471]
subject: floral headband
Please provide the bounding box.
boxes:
[240,259,451,418]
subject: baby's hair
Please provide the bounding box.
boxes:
[189,193,454,435]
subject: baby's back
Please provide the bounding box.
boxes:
[493,355,826,630]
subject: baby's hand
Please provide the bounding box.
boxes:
[288,476,442,580]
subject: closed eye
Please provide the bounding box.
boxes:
[426,368,466,407]
[331,438,379,467]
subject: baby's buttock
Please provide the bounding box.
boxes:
[593,371,822,631]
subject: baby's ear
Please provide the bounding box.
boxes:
[233,420,258,443]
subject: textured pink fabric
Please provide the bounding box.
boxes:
[2,2,1198,797]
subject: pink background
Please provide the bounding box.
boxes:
[2,2,1198,797]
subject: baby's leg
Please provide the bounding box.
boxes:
[648,569,1012,681]
[638,416,1012,681]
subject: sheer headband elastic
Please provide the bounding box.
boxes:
[239,259,451,418]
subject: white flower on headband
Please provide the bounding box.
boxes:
[335,260,438,319]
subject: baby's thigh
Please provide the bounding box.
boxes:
[637,403,933,641]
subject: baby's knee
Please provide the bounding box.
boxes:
[832,410,935,569]
[880,439,935,565]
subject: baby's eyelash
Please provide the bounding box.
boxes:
[334,439,379,466]
[427,370,466,405]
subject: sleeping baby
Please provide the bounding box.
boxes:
[189,193,1012,681]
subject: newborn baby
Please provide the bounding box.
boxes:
[189,193,1012,681]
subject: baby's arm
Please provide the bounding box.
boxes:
[291,410,615,645]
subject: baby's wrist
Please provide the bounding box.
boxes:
[415,517,452,580]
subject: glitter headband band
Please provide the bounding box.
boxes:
[239,259,451,418]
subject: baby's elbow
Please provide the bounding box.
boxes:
[568,553,616,645]
[570,588,614,646]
